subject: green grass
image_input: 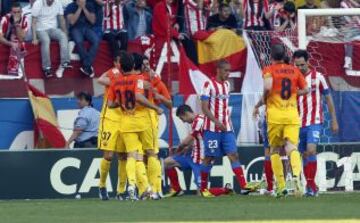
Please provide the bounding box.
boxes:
[1,193,360,223]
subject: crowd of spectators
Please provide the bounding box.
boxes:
[0,0,357,77]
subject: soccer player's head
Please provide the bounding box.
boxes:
[142,56,151,73]
[132,53,144,72]
[216,59,231,81]
[10,2,22,18]
[176,104,195,124]
[113,51,126,69]
[270,44,286,62]
[120,53,134,74]
[77,91,92,108]
[293,50,310,75]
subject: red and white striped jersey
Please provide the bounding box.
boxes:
[268,2,282,29]
[200,78,232,132]
[103,0,125,31]
[297,69,330,127]
[243,0,269,29]
[0,13,28,41]
[183,0,207,36]
[190,114,205,164]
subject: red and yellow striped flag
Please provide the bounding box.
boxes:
[27,84,65,148]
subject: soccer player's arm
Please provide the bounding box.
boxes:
[321,75,339,133]
[200,82,226,130]
[297,70,310,96]
[177,135,194,155]
[107,84,119,108]
[253,97,265,118]
[262,68,273,104]
[97,71,111,86]
[154,80,172,109]
[135,79,164,114]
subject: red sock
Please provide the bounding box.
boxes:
[166,168,181,191]
[200,172,209,191]
[232,167,247,189]
[264,159,273,191]
[208,187,228,196]
[307,161,318,191]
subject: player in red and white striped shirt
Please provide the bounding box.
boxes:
[200,60,259,196]
[164,104,233,197]
[183,0,207,36]
[243,0,269,30]
[0,2,28,75]
[103,0,129,58]
[293,50,339,197]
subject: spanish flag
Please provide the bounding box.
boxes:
[27,84,66,148]
[194,29,247,77]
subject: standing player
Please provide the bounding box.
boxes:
[293,50,339,197]
[165,104,233,197]
[200,60,258,196]
[108,53,164,200]
[97,55,124,201]
[262,44,309,198]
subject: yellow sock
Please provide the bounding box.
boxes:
[270,154,286,190]
[99,158,111,188]
[126,157,136,187]
[117,159,127,194]
[136,161,150,196]
[290,150,302,177]
[148,156,162,193]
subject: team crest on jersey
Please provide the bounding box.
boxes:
[137,80,144,89]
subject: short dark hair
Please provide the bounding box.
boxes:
[11,2,21,8]
[132,53,144,71]
[293,50,309,62]
[271,44,286,61]
[216,59,230,69]
[176,104,193,117]
[120,53,134,73]
[77,92,92,106]
[219,3,230,11]
[283,1,296,13]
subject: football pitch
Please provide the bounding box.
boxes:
[1,193,360,223]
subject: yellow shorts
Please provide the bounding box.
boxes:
[267,123,300,148]
[98,118,125,153]
[149,110,159,153]
[122,132,143,153]
[139,127,155,153]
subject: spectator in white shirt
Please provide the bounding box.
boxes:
[22,0,36,41]
[32,0,71,78]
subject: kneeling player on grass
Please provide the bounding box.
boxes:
[293,50,339,197]
[262,44,309,198]
[200,60,259,196]
[165,105,233,197]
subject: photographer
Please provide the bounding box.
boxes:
[0,2,28,75]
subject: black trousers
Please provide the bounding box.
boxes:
[74,137,98,148]
[103,30,128,58]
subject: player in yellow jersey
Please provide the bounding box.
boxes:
[108,53,164,201]
[141,55,172,199]
[96,55,125,201]
[262,44,309,198]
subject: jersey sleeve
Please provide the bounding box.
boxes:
[200,81,211,101]
[107,84,116,102]
[191,117,203,137]
[319,74,330,95]
[262,67,272,79]
[157,80,171,100]
[297,70,307,90]
[135,77,145,94]
[0,16,8,35]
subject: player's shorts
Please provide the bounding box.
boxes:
[173,154,202,188]
[267,123,300,148]
[121,131,144,153]
[98,118,125,153]
[139,127,155,153]
[261,121,270,149]
[298,124,322,153]
[203,131,237,157]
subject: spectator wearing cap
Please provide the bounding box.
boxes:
[206,3,238,31]
[126,0,152,41]
[65,0,99,77]
[31,0,71,78]
[66,92,100,148]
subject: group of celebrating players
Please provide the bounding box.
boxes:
[96,43,338,201]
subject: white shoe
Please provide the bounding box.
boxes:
[127,185,138,201]
[344,57,352,70]
[55,66,64,78]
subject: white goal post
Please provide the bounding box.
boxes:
[297,8,360,50]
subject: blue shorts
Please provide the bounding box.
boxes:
[173,154,201,187]
[261,121,270,149]
[299,124,322,153]
[203,131,237,157]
